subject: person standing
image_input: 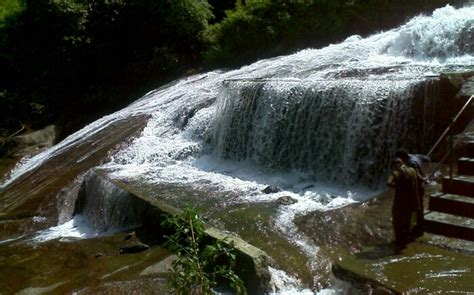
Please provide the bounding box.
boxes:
[395,149,430,236]
[386,157,421,249]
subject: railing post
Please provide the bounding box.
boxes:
[427,95,474,159]
[427,95,473,180]
[449,134,454,182]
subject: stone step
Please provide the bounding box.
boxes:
[461,141,474,158]
[429,192,474,219]
[424,211,474,242]
[442,175,474,198]
[458,157,474,175]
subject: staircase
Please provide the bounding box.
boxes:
[424,140,474,241]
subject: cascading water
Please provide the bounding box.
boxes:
[74,171,150,234]
[1,4,474,294]
[31,170,150,242]
[212,79,428,188]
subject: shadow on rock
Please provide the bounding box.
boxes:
[355,243,401,260]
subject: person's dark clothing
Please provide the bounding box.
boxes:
[387,164,421,247]
[408,153,430,235]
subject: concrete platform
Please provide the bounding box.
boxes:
[333,235,474,293]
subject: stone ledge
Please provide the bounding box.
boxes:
[86,168,272,294]
[333,238,474,293]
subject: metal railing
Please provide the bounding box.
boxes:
[427,95,474,180]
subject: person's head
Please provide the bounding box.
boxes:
[392,157,403,169]
[395,148,409,162]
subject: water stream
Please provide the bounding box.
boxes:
[1,4,474,294]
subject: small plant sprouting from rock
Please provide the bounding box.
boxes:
[162,207,247,295]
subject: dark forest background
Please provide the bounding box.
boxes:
[0,0,468,153]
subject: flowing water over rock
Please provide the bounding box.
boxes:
[1,5,474,294]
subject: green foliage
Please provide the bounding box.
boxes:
[0,0,23,27]
[162,207,247,295]
[1,0,89,132]
[207,0,235,23]
[203,0,461,66]
[0,0,461,140]
[204,0,357,65]
[0,0,213,137]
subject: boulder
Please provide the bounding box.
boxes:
[119,231,150,254]
[277,196,298,205]
[13,125,56,157]
[458,76,474,98]
[262,185,280,194]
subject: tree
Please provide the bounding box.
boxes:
[0,0,214,139]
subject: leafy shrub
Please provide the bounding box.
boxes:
[0,0,23,26]
[203,0,346,64]
[162,207,247,295]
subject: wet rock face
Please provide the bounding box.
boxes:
[119,232,150,254]
[0,232,172,294]
[295,193,394,253]
[0,115,150,240]
[13,125,57,157]
[459,76,474,98]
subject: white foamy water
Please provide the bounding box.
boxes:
[32,215,134,243]
[32,215,97,242]
[269,267,315,295]
[268,267,352,295]
[1,4,473,292]
[2,5,473,190]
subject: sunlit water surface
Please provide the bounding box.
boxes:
[2,5,474,294]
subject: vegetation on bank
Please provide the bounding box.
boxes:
[0,0,22,22]
[162,207,246,294]
[0,0,467,155]
[0,0,215,149]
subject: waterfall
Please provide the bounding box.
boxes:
[211,78,443,188]
[74,170,149,234]
[0,4,473,294]
[1,4,472,228]
[384,4,473,59]
[3,5,473,192]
